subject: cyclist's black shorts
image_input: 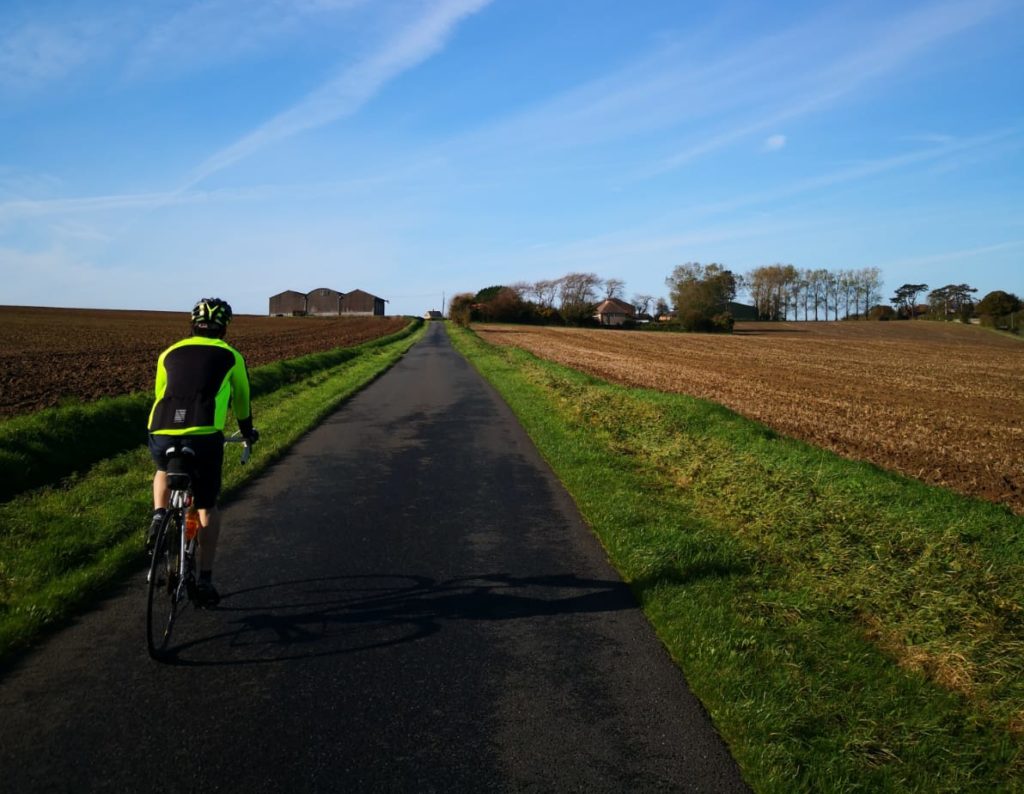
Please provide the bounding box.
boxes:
[148,432,224,510]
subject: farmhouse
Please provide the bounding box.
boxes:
[595,297,636,326]
[268,288,388,317]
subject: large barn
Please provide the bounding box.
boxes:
[268,290,307,316]
[269,288,387,317]
[306,287,343,316]
[340,289,387,316]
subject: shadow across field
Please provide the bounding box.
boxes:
[157,571,634,666]
[731,327,809,335]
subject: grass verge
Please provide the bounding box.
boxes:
[447,322,1024,793]
[0,322,426,666]
[0,318,423,503]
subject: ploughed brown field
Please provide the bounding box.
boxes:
[475,321,1024,514]
[0,306,409,417]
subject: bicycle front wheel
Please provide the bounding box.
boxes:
[146,511,183,659]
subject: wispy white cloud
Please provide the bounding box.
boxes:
[655,0,1012,173]
[763,134,787,152]
[0,190,200,224]
[498,217,815,273]
[426,0,1013,182]
[0,0,374,92]
[0,162,444,228]
[0,167,65,200]
[0,21,103,90]
[182,0,493,188]
[694,128,1023,217]
[901,133,957,145]
[446,22,814,155]
[126,0,370,78]
[0,244,159,309]
[878,239,1024,269]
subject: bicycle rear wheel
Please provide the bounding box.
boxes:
[147,511,183,659]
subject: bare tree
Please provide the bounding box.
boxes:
[631,293,654,315]
[745,264,798,320]
[559,272,601,323]
[861,267,883,318]
[811,269,828,320]
[604,278,626,300]
[840,270,857,319]
[507,281,533,300]
[533,279,560,309]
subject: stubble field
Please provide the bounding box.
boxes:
[475,321,1024,514]
[0,306,409,417]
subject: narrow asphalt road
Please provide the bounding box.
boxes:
[0,322,748,792]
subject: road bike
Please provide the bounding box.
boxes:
[146,432,252,659]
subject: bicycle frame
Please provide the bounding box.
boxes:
[166,487,197,605]
[147,433,254,658]
[168,435,250,602]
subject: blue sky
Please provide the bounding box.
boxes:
[1,0,1021,317]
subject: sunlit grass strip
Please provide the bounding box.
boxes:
[0,318,423,503]
[0,323,425,664]
[447,322,1024,793]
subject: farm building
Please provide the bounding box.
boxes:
[340,289,387,316]
[268,290,307,316]
[595,297,636,326]
[269,288,388,316]
[306,287,344,316]
[726,301,758,321]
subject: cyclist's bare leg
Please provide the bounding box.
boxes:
[152,471,169,510]
[197,508,221,571]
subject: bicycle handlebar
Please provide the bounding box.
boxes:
[225,431,255,465]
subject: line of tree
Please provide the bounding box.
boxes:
[450,273,640,326]
[509,273,673,323]
[450,268,1022,335]
[742,265,884,321]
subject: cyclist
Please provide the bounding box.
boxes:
[146,297,258,607]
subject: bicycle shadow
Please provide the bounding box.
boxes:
[158,572,635,666]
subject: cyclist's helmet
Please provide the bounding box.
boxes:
[191,297,233,333]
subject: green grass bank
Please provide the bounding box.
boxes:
[447,322,1024,793]
[0,321,426,665]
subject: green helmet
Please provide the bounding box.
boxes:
[191,297,233,330]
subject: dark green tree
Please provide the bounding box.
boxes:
[976,290,1022,318]
[665,262,737,331]
[891,283,929,319]
[474,285,506,303]
[928,284,977,319]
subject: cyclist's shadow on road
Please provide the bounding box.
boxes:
[159,572,635,666]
